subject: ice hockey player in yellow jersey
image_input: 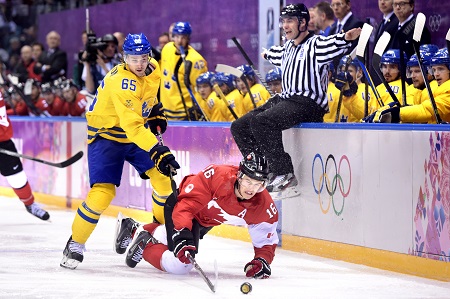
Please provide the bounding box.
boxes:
[160,22,208,121]
[60,33,180,270]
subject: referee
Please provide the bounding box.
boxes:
[230,3,361,193]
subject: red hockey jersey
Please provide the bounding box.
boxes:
[173,164,279,263]
[0,92,13,142]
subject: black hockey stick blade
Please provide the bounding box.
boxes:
[0,149,83,168]
[372,31,401,105]
[187,253,216,293]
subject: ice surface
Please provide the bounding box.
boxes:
[1,197,449,298]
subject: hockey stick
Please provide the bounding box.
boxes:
[187,253,217,293]
[412,13,442,124]
[355,23,384,107]
[216,64,257,109]
[213,83,239,120]
[372,31,402,106]
[231,37,275,97]
[0,149,83,168]
[178,46,209,121]
[335,48,357,122]
[2,74,42,116]
[446,28,450,53]
[156,126,178,251]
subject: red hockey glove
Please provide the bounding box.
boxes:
[244,257,271,279]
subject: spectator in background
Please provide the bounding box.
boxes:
[314,1,335,36]
[113,31,125,53]
[374,0,398,44]
[158,32,170,51]
[330,0,363,35]
[8,36,21,59]
[168,22,176,41]
[31,42,44,61]
[13,45,41,83]
[81,33,120,94]
[73,30,90,89]
[113,31,125,61]
[34,31,67,83]
[391,0,431,58]
[308,7,321,35]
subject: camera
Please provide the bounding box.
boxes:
[79,33,108,63]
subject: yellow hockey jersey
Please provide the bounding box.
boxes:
[86,58,160,152]
[238,84,271,116]
[160,42,208,120]
[400,79,450,124]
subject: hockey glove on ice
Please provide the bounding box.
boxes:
[148,102,168,135]
[335,72,358,97]
[149,145,180,177]
[244,257,271,279]
[172,228,196,264]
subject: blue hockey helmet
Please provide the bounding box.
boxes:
[429,48,450,69]
[172,22,192,36]
[265,68,282,83]
[123,33,152,55]
[380,49,407,66]
[196,72,215,86]
[212,72,235,90]
[238,152,270,182]
[338,56,360,72]
[407,44,440,68]
[237,64,255,79]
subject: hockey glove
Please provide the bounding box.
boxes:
[244,257,271,279]
[172,228,196,264]
[148,103,168,135]
[363,102,401,123]
[335,72,358,97]
[149,145,180,177]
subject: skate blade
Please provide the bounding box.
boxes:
[269,185,300,200]
[60,256,80,270]
[114,212,124,253]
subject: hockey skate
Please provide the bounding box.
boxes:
[25,203,50,221]
[267,173,300,200]
[60,236,85,269]
[114,212,140,254]
[125,229,159,268]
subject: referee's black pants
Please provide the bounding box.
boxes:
[231,94,325,175]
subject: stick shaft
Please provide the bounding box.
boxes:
[0,149,83,168]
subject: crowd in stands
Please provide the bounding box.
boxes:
[0,0,449,123]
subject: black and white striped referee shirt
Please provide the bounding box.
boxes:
[265,32,351,111]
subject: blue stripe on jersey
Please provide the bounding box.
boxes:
[77,208,98,224]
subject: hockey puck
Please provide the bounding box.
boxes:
[240,282,252,294]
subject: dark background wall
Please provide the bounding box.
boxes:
[37,0,449,76]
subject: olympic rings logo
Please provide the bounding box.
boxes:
[312,154,352,216]
[428,14,441,32]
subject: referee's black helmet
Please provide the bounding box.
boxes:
[280,3,310,25]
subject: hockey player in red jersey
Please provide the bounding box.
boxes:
[115,152,278,279]
[0,91,50,221]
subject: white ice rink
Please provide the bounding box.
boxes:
[1,197,449,299]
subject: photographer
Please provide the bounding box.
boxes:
[80,33,120,94]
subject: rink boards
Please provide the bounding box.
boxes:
[0,117,449,281]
